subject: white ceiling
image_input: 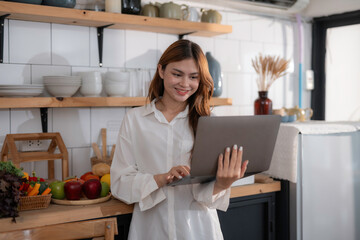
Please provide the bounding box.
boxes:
[302,0,360,18]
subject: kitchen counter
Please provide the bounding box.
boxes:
[0,180,280,234]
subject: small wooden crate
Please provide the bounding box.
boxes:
[0,132,69,181]
[19,194,52,211]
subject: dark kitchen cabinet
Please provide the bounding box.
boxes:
[113,192,277,240]
[115,214,132,240]
[217,192,276,240]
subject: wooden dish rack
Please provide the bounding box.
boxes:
[0,132,69,180]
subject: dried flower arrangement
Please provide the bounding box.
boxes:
[251,54,290,91]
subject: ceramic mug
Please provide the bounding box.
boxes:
[273,108,286,116]
[141,3,159,17]
[286,106,313,122]
[185,7,200,22]
[201,9,222,24]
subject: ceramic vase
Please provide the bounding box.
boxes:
[254,91,272,115]
[206,52,222,97]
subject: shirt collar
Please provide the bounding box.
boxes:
[142,99,189,120]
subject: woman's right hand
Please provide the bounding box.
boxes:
[154,165,190,188]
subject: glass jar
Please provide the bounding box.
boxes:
[254,91,272,115]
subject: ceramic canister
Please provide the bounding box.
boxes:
[201,9,222,24]
[206,52,223,97]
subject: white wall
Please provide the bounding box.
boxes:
[0,1,310,179]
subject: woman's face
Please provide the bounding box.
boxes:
[158,58,200,104]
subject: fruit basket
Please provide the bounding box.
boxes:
[19,194,52,211]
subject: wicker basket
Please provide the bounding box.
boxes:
[19,194,52,211]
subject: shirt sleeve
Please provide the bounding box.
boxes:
[192,181,231,212]
[110,113,166,211]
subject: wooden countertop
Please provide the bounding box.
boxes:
[0,181,280,233]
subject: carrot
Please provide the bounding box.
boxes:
[27,183,41,196]
[27,185,34,193]
[41,187,51,195]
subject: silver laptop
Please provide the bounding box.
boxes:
[168,115,281,186]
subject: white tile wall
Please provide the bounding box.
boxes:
[227,12,253,41]
[9,20,51,64]
[125,30,157,69]
[90,28,126,68]
[72,147,92,177]
[52,24,90,66]
[52,108,91,148]
[0,109,10,148]
[10,108,51,133]
[0,64,31,84]
[0,4,303,176]
[239,41,263,73]
[228,73,254,106]
[251,16,275,43]
[214,38,241,72]
[156,33,178,62]
[274,19,295,46]
[187,35,215,55]
[90,107,126,145]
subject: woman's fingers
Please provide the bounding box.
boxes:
[223,147,230,173]
[240,160,249,178]
[169,165,190,179]
[229,145,238,170]
[218,153,224,172]
[235,146,243,171]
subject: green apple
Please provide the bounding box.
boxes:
[50,181,65,199]
[100,182,110,198]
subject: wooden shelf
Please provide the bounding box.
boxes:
[0,2,232,37]
[0,97,232,108]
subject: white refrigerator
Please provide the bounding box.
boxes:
[267,121,360,240]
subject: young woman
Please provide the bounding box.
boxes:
[111,39,248,240]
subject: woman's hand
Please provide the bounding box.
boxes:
[213,145,248,195]
[154,165,190,188]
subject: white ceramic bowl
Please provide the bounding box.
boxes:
[80,83,102,97]
[104,82,128,97]
[45,84,80,97]
[106,71,130,82]
[43,75,81,84]
[77,71,102,84]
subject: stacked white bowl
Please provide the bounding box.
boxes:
[43,76,81,97]
[77,71,102,97]
[104,71,130,97]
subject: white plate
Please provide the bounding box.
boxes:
[0,84,44,89]
[0,88,44,97]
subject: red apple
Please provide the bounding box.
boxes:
[82,179,102,199]
[64,181,82,200]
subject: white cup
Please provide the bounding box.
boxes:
[187,7,200,22]
[105,0,121,13]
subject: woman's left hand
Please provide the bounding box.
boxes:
[213,145,248,194]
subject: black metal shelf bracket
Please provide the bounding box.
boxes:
[178,31,196,40]
[0,14,10,63]
[97,24,114,67]
[40,108,48,133]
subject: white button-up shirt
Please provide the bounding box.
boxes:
[111,100,230,240]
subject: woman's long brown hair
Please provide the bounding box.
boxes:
[147,39,214,135]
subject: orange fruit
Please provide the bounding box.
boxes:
[84,174,100,181]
